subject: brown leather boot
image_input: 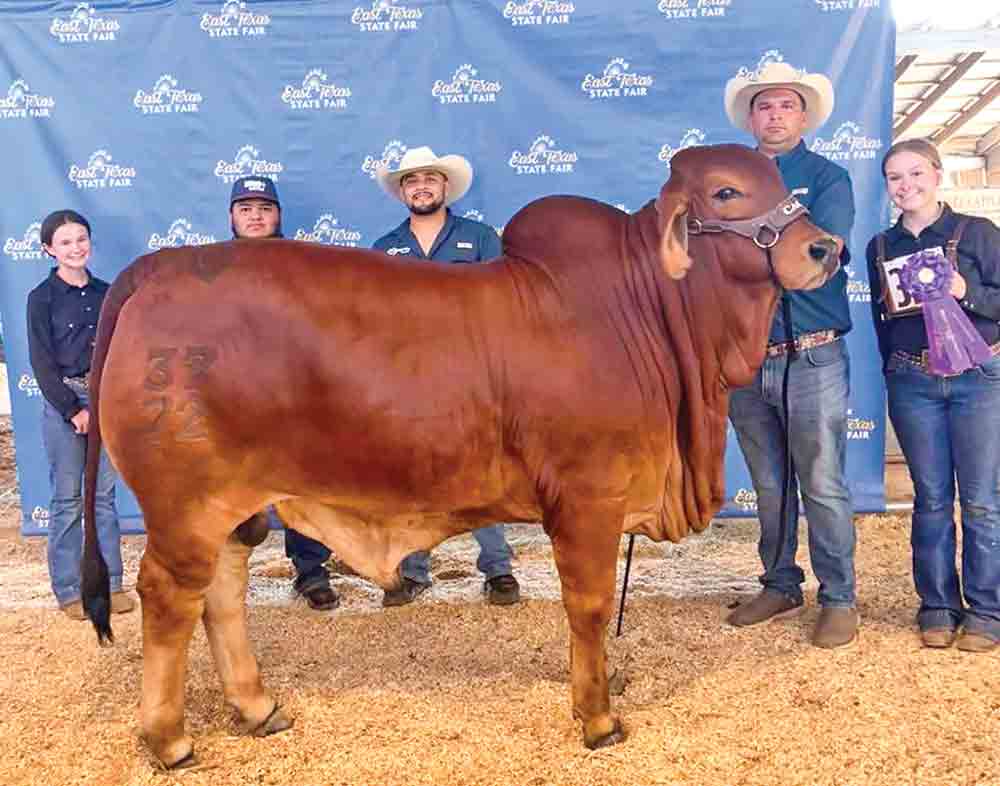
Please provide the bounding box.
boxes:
[955,631,998,653]
[60,600,86,621]
[920,627,956,649]
[726,590,803,627]
[812,607,859,649]
[111,592,137,614]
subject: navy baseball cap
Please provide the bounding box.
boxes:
[230,176,280,207]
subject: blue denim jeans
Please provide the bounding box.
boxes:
[886,353,1000,640]
[282,517,332,593]
[728,338,856,607]
[41,395,123,606]
[400,524,513,584]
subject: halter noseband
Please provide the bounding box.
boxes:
[686,194,808,249]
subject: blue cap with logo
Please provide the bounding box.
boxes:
[230,176,280,207]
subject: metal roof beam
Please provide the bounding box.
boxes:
[893,52,985,139]
[895,54,918,81]
[976,125,1000,156]
[933,79,1000,146]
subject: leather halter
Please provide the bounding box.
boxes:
[686,194,809,249]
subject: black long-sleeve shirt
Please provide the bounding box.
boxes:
[865,204,1000,370]
[26,268,108,420]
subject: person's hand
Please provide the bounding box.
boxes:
[950,271,968,300]
[70,409,90,435]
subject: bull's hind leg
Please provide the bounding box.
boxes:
[548,500,626,749]
[137,542,216,768]
[202,533,292,737]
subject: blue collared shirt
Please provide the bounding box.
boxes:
[372,209,501,263]
[769,140,855,342]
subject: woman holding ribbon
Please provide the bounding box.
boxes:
[26,209,135,620]
[866,138,1000,653]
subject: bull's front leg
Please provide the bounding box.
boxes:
[202,533,293,738]
[137,546,214,768]
[548,500,626,749]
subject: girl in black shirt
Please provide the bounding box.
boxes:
[26,209,134,620]
[866,140,1000,653]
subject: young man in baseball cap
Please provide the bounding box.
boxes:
[228,175,340,611]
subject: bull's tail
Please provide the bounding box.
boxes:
[82,252,163,645]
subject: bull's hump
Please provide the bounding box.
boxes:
[502,196,624,262]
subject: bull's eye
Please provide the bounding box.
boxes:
[713,187,740,201]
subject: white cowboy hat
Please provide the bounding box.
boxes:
[724,60,834,135]
[375,146,473,206]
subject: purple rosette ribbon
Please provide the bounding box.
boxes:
[898,248,992,375]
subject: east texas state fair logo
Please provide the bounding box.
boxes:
[281,69,352,111]
[148,219,216,250]
[732,487,757,512]
[811,121,883,162]
[214,145,284,184]
[581,58,654,99]
[200,0,271,37]
[509,135,578,175]
[68,149,136,190]
[4,222,44,261]
[846,409,876,440]
[18,373,41,398]
[294,214,363,246]
[657,0,732,19]
[658,128,706,166]
[0,79,55,120]
[49,2,120,42]
[351,0,423,32]
[432,64,502,105]
[133,75,203,115]
[361,139,407,180]
[462,209,505,236]
[732,50,793,87]
[843,263,871,304]
[503,1,576,26]
[815,0,879,11]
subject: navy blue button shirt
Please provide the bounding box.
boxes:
[770,140,855,342]
[372,209,501,262]
[26,268,109,419]
[865,203,1000,368]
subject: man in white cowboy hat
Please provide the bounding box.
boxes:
[372,145,521,608]
[722,58,859,648]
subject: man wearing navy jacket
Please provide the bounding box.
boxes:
[372,146,521,608]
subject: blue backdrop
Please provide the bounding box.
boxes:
[0,0,895,535]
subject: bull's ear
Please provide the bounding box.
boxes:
[656,190,692,280]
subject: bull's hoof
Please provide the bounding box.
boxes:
[243,703,294,737]
[167,750,199,770]
[584,717,626,750]
[148,736,196,770]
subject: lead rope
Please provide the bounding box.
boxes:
[775,279,795,580]
[616,240,793,636]
[615,533,636,637]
